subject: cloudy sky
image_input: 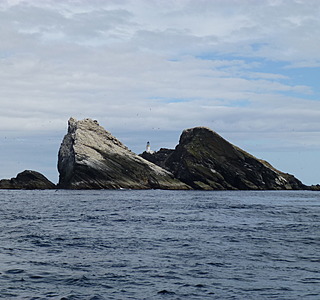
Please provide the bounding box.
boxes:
[1,0,320,185]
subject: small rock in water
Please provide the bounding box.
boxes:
[157,289,176,295]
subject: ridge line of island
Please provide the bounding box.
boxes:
[1,117,319,190]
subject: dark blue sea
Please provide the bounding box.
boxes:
[0,190,319,300]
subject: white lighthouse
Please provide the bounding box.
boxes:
[146,141,151,153]
[146,141,153,153]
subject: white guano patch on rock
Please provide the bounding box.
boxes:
[275,175,287,186]
[58,117,189,189]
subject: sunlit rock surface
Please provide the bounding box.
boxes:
[57,118,190,189]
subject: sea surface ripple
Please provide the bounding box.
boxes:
[0,190,319,299]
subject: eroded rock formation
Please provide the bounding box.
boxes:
[141,127,307,190]
[57,118,190,189]
[0,170,56,189]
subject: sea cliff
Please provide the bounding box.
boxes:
[57,118,189,189]
[0,118,314,190]
[141,127,307,190]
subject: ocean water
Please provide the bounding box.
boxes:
[0,190,319,300]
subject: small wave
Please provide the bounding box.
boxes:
[5,268,25,274]
[157,289,176,295]
[1,190,319,300]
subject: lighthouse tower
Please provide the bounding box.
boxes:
[146,141,152,153]
[146,141,151,153]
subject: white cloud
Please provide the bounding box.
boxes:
[0,0,320,184]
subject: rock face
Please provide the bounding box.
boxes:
[141,127,307,190]
[0,170,56,189]
[140,148,174,169]
[57,118,190,189]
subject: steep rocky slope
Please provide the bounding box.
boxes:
[141,127,307,190]
[57,118,189,189]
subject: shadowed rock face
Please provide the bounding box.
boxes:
[57,118,190,189]
[140,148,174,169]
[0,170,56,189]
[142,127,307,190]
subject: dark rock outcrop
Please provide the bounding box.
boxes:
[140,148,174,169]
[57,118,190,189]
[310,184,320,191]
[141,127,307,190]
[0,170,56,189]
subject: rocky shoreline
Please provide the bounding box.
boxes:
[0,117,318,190]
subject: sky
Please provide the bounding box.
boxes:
[1,0,320,185]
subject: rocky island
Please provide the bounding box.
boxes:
[57,118,189,189]
[0,117,316,190]
[141,127,307,190]
[0,170,56,190]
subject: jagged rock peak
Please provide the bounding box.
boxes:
[177,126,243,161]
[142,126,307,190]
[57,117,190,190]
[180,126,232,145]
[181,125,230,140]
[66,117,128,150]
[181,126,218,134]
